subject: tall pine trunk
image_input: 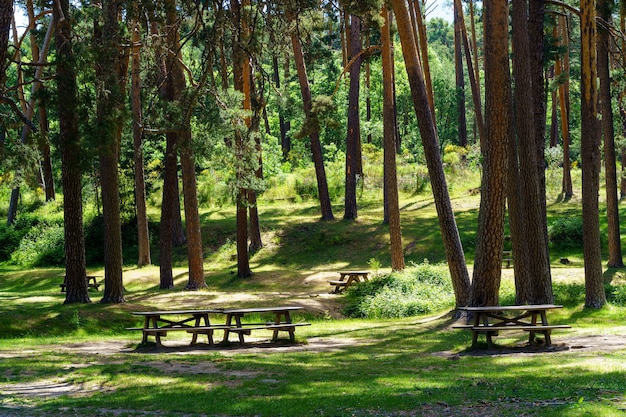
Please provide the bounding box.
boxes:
[597,0,623,268]
[580,0,606,308]
[54,0,90,304]
[381,6,405,271]
[344,14,361,221]
[470,0,510,307]
[391,0,471,307]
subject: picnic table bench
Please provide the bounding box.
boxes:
[222,306,310,343]
[60,275,101,292]
[128,306,310,347]
[128,309,227,347]
[328,271,369,293]
[454,304,571,348]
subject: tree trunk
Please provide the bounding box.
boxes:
[597,0,623,268]
[391,0,471,307]
[288,8,334,221]
[232,0,252,278]
[470,0,510,307]
[580,0,606,308]
[131,10,151,267]
[159,132,177,289]
[54,0,90,304]
[454,0,485,149]
[453,0,468,147]
[0,0,10,87]
[511,0,552,304]
[412,0,435,121]
[97,0,126,304]
[344,14,361,221]
[556,16,573,197]
[528,0,552,298]
[381,6,405,271]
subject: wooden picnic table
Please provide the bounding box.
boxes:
[60,275,101,292]
[221,306,310,343]
[455,304,571,348]
[128,309,227,347]
[328,271,369,293]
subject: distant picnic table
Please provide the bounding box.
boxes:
[454,304,571,348]
[328,271,369,293]
[60,275,101,292]
[128,306,310,347]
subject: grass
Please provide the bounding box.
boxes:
[0,169,625,416]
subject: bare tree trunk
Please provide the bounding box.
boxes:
[382,6,405,271]
[580,0,606,308]
[412,0,435,120]
[556,16,573,197]
[511,0,552,305]
[97,0,126,304]
[597,0,623,268]
[391,0,471,307]
[287,8,334,221]
[159,132,178,289]
[344,14,361,221]
[131,10,151,267]
[470,0,510,307]
[54,0,90,304]
[453,0,468,147]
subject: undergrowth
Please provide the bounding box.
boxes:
[343,260,455,318]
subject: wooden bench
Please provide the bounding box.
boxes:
[222,307,310,343]
[329,271,369,293]
[60,275,100,292]
[455,305,571,348]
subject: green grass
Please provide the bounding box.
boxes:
[0,168,626,416]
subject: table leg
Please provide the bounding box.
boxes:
[540,310,552,345]
[528,312,538,344]
[151,316,164,348]
[222,314,233,343]
[142,317,150,344]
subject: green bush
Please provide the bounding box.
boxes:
[11,224,65,267]
[343,261,454,318]
[607,284,626,306]
[548,216,584,248]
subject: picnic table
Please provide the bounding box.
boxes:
[128,309,227,347]
[454,304,571,348]
[128,306,310,347]
[60,275,101,292]
[328,271,369,293]
[222,306,310,343]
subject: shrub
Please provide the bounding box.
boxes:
[11,224,65,267]
[548,216,583,248]
[608,285,626,306]
[343,261,454,318]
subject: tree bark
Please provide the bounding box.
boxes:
[287,8,334,221]
[511,0,553,304]
[556,16,573,197]
[344,14,361,221]
[453,0,468,147]
[0,0,10,87]
[597,0,623,268]
[580,0,606,308]
[381,6,405,271]
[54,0,90,304]
[131,10,151,267]
[391,0,471,307]
[97,0,126,304]
[470,0,510,307]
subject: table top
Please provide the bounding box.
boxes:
[457,304,563,312]
[339,271,369,275]
[131,309,224,316]
[222,306,304,314]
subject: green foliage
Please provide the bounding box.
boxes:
[548,216,584,248]
[607,284,626,306]
[343,261,454,318]
[11,224,65,267]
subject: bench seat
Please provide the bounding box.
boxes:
[470,325,571,331]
